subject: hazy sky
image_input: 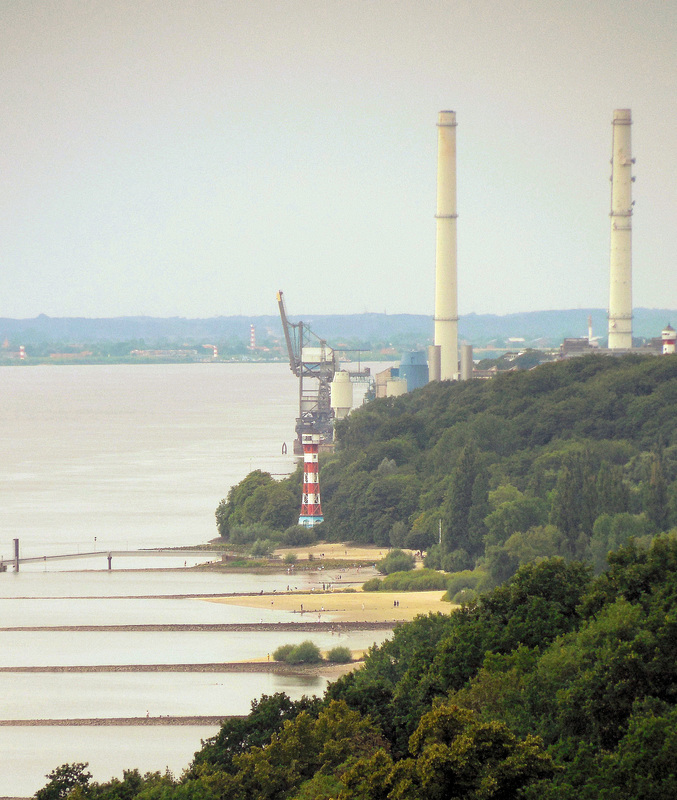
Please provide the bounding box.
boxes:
[2,1,676,319]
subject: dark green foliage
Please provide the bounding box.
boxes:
[283,525,317,547]
[273,641,322,664]
[341,704,556,800]
[645,452,669,530]
[583,701,677,799]
[549,451,598,558]
[588,512,652,572]
[216,469,299,537]
[377,548,415,574]
[205,701,386,800]
[484,496,549,548]
[326,646,352,663]
[36,763,92,800]
[596,461,630,515]
[363,568,449,592]
[191,692,322,774]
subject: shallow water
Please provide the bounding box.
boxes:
[0,363,389,796]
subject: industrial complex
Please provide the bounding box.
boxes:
[278,108,674,526]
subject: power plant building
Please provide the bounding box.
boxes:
[399,350,429,390]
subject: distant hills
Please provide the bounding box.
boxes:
[1,308,675,349]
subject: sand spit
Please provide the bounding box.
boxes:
[0,717,233,727]
[0,621,394,633]
[208,590,452,622]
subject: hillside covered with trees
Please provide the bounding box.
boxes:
[217,354,677,591]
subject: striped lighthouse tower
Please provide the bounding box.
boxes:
[298,433,323,527]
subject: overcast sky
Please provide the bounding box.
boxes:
[1,0,675,319]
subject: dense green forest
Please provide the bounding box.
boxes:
[39,538,677,799]
[217,355,677,592]
[38,355,677,799]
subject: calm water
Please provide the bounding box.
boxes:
[0,363,387,797]
[0,363,298,556]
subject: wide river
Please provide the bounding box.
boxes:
[0,363,386,797]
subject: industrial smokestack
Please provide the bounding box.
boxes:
[434,110,459,380]
[608,109,634,350]
[460,343,473,381]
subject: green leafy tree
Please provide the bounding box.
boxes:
[36,763,92,800]
[588,512,652,573]
[549,452,598,558]
[389,521,408,548]
[645,452,669,530]
[216,470,274,538]
[596,461,629,515]
[377,548,415,574]
[217,701,386,800]
[484,496,549,548]
[585,701,677,800]
[441,445,488,558]
[340,705,556,800]
[191,693,322,774]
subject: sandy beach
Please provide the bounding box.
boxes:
[207,589,453,623]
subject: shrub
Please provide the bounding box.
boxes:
[273,640,322,664]
[230,523,277,545]
[326,646,352,663]
[424,544,443,570]
[250,538,275,557]
[286,640,322,664]
[362,570,448,592]
[451,587,477,604]
[441,548,473,572]
[283,525,318,547]
[381,568,448,591]
[377,549,415,575]
[446,568,489,597]
[273,644,295,662]
[284,552,298,565]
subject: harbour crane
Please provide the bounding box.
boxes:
[277,290,338,453]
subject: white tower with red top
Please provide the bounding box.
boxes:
[298,433,323,527]
[662,325,676,355]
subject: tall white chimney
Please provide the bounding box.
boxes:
[607,109,634,350]
[434,110,459,380]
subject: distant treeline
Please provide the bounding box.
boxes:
[2,308,676,351]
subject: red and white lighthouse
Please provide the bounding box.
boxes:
[662,324,676,355]
[298,433,323,527]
